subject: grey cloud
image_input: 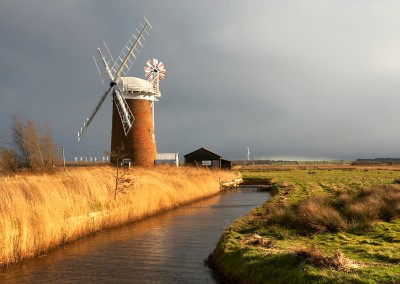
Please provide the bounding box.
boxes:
[1,1,400,161]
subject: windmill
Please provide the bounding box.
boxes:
[77,18,166,166]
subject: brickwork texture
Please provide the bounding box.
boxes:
[111,99,157,167]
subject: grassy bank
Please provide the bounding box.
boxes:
[209,166,400,283]
[0,165,236,267]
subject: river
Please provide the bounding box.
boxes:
[0,190,270,283]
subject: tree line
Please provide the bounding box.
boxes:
[0,114,59,173]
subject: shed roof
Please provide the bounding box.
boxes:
[184,147,222,159]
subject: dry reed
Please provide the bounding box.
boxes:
[0,165,236,267]
[296,195,348,233]
[294,245,360,271]
[265,185,400,233]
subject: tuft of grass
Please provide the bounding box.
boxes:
[294,245,361,271]
[295,195,348,233]
[393,178,400,184]
[344,186,400,223]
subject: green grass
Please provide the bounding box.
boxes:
[210,168,400,283]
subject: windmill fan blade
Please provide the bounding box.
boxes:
[144,67,151,74]
[158,62,166,74]
[144,67,154,78]
[77,85,113,141]
[153,58,158,66]
[113,86,135,136]
[159,67,166,80]
[146,60,153,67]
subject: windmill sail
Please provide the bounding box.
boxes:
[77,18,152,142]
[93,44,115,82]
[78,85,113,141]
[113,86,135,135]
[112,19,152,78]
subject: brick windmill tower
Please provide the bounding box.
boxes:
[77,18,166,166]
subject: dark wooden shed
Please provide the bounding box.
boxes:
[184,147,231,169]
[221,159,232,170]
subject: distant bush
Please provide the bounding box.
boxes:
[0,148,19,173]
[265,185,400,234]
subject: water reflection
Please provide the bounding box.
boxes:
[1,190,270,283]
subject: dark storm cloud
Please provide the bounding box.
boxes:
[1,1,400,161]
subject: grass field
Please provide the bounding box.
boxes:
[0,165,236,267]
[210,165,400,283]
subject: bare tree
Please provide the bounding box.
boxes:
[26,119,45,168]
[107,143,133,200]
[12,114,58,171]
[12,114,33,170]
[40,123,57,168]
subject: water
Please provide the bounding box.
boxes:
[0,190,270,283]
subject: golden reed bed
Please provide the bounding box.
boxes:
[0,165,236,267]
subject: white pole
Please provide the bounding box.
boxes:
[152,96,155,142]
[152,97,155,131]
[62,147,66,167]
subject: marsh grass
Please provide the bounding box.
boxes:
[265,185,400,234]
[0,165,236,267]
[210,167,400,283]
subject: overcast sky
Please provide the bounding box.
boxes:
[1,1,400,161]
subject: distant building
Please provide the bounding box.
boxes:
[155,153,179,167]
[121,158,131,168]
[184,147,231,170]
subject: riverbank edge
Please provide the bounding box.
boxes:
[206,182,278,284]
[0,166,237,267]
